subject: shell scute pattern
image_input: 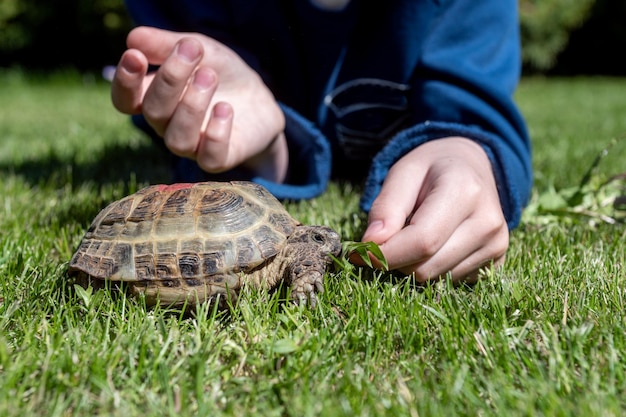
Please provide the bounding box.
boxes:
[127,191,164,222]
[135,242,154,256]
[197,192,265,237]
[155,253,178,280]
[101,198,134,226]
[179,253,201,277]
[69,181,342,307]
[134,253,156,280]
[197,189,241,215]
[157,240,178,254]
[162,188,193,215]
[201,251,228,275]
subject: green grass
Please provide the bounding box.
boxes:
[1,69,625,416]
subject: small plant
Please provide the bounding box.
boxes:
[332,240,388,276]
[523,140,626,225]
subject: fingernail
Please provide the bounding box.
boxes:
[177,39,201,63]
[213,102,232,120]
[363,220,384,239]
[121,56,143,74]
[192,68,215,90]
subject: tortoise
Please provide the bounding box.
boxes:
[68,181,342,307]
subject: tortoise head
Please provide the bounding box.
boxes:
[286,225,342,259]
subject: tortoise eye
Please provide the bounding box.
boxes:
[312,233,325,244]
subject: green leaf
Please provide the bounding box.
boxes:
[524,140,626,225]
[74,284,93,308]
[536,187,569,210]
[341,240,389,271]
[271,338,299,354]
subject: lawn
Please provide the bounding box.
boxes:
[0,69,625,416]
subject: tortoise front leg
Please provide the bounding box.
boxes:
[289,259,326,308]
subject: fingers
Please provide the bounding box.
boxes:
[163,66,219,159]
[361,145,473,270]
[114,29,236,165]
[142,38,204,137]
[378,171,476,270]
[158,64,237,169]
[111,49,150,114]
[367,205,508,283]
[111,25,191,115]
[196,102,235,172]
[361,157,426,245]
[397,213,509,283]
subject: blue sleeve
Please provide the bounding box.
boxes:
[361,0,532,229]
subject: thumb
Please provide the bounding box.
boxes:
[354,185,411,269]
[354,167,423,269]
[362,176,419,245]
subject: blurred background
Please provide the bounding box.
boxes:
[0,0,625,75]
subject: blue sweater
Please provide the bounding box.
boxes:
[125,0,532,229]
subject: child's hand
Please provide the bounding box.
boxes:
[111,26,288,182]
[357,137,509,283]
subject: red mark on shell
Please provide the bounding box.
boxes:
[154,183,195,192]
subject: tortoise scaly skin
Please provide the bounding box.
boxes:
[68,181,341,307]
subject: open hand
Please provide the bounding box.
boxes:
[111,26,288,182]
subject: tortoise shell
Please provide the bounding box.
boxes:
[68,181,341,306]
